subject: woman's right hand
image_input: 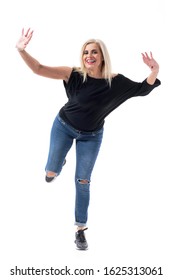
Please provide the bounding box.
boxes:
[16,28,34,51]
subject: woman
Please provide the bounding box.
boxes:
[16,28,161,250]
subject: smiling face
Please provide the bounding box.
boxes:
[82,43,104,75]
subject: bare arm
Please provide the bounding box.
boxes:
[17,50,72,81]
[141,52,159,85]
[16,28,72,82]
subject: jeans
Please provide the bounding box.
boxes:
[45,114,104,227]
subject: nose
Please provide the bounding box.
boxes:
[87,50,93,57]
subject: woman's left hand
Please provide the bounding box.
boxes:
[141,52,159,72]
[16,28,33,51]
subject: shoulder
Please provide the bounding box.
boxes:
[112,73,128,81]
[67,67,83,79]
[64,67,83,87]
[111,73,124,82]
[63,67,73,83]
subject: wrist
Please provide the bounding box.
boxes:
[151,68,159,74]
[152,70,159,75]
[16,46,24,52]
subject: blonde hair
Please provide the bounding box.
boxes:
[75,39,112,87]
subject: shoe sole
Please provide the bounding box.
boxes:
[74,241,88,250]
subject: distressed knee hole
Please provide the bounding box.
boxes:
[77,179,90,184]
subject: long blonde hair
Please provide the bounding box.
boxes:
[75,39,112,87]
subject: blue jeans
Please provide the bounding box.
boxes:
[45,114,104,227]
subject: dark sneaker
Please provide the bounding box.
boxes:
[75,228,88,250]
[45,176,56,183]
[45,159,66,183]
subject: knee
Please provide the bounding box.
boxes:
[77,179,90,184]
[76,178,90,192]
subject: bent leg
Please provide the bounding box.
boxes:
[45,116,73,178]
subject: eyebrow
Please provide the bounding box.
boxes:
[84,49,98,52]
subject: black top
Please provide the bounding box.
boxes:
[59,69,161,132]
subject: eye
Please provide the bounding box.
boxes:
[83,50,88,55]
[92,50,98,54]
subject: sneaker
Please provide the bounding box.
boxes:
[45,159,66,183]
[75,228,88,250]
[45,175,57,183]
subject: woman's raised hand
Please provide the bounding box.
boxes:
[141,52,159,72]
[16,28,34,51]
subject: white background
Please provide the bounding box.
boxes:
[0,0,172,279]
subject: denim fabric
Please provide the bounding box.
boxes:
[45,114,103,226]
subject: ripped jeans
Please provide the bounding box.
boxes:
[45,113,104,227]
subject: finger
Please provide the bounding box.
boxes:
[27,29,33,39]
[145,52,150,59]
[25,28,31,37]
[25,31,33,44]
[28,31,34,40]
[27,36,32,44]
[150,51,153,59]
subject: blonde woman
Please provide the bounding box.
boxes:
[16,28,161,250]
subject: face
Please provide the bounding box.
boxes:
[83,43,103,72]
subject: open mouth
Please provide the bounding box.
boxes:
[86,59,96,64]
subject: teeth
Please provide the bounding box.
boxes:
[87,59,95,63]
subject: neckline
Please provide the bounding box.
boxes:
[87,74,104,80]
[87,73,119,80]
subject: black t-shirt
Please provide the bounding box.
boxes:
[59,69,161,131]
